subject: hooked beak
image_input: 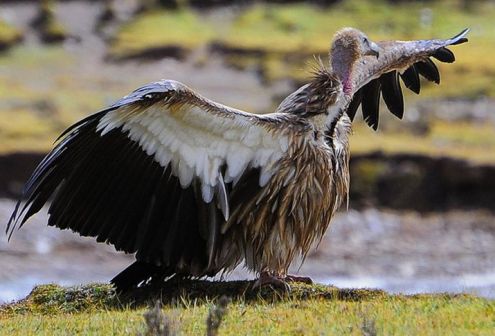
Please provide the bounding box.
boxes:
[366,41,381,58]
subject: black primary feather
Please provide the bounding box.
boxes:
[433,47,455,63]
[416,58,440,84]
[361,78,381,130]
[400,65,421,94]
[346,88,363,121]
[380,71,404,119]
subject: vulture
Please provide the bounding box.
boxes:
[7,28,469,292]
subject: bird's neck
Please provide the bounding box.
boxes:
[341,71,352,95]
[330,48,358,96]
[303,68,348,134]
[307,67,340,115]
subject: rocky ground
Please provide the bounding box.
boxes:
[1,199,494,303]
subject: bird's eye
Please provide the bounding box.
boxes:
[362,37,369,45]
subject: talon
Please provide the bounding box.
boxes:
[253,271,291,292]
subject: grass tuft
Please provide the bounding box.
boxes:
[206,296,230,336]
[139,301,175,336]
[360,314,377,336]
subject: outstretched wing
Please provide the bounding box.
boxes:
[7,79,289,271]
[347,29,469,130]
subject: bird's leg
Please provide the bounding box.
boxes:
[284,275,313,284]
[253,271,291,291]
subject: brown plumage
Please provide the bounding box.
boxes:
[7,27,468,292]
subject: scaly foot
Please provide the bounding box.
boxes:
[253,271,291,291]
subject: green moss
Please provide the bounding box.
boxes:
[0,45,136,154]
[0,3,494,155]
[30,284,118,314]
[0,20,23,50]
[33,0,68,43]
[1,281,493,335]
[0,281,389,317]
[40,20,67,43]
[222,0,495,92]
[109,9,214,59]
[351,120,495,165]
[106,1,495,95]
[219,4,326,54]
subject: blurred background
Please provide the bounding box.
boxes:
[0,0,494,303]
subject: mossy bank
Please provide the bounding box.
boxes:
[0,281,493,335]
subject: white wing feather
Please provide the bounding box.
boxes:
[96,81,289,208]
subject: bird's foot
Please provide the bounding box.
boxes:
[253,271,291,292]
[284,274,313,284]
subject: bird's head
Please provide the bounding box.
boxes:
[331,27,380,61]
[330,28,380,94]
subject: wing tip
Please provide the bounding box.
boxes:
[364,116,379,131]
[450,28,470,45]
[6,201,22,241]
